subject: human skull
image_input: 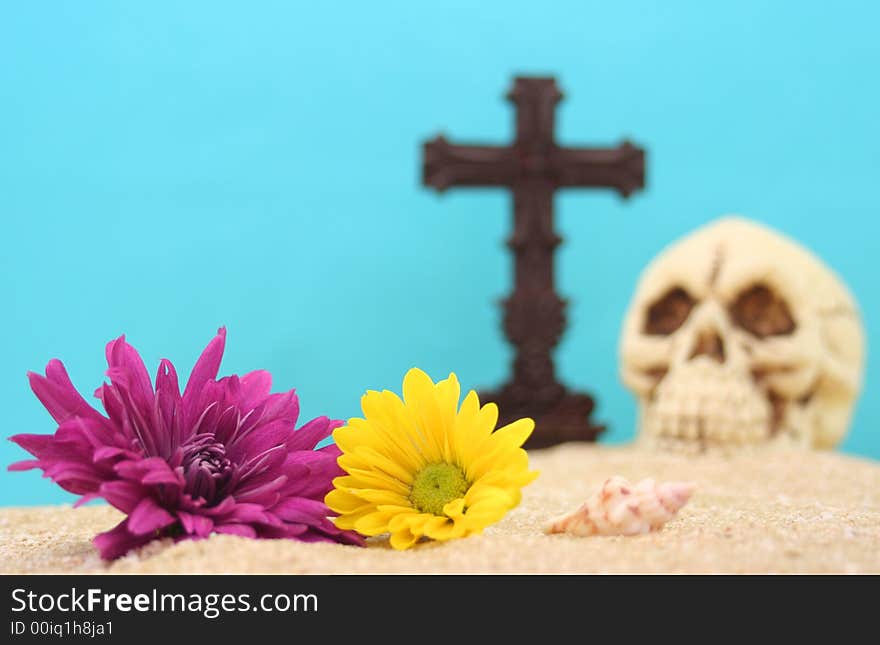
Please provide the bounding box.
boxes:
[620,216,865,453]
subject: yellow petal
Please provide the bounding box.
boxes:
[375,504,418,515]
[434,374,461,462]
[343,467,411,496]
[354,511,394,536]
[465,483,514,508]
[472,464,539,490]
[361,389,430,469]
[360,388,390,421]
[422,515,452,537]
[325,489,370,514]
[467,437,533,483]
[333,419,394,456]
[452,390,480,458]
[462,507,506,528]
[423,516,468,541]
[474,402,499,440]
[332,506,375,531]
[407,513,433,535]
[351,446,415,485]
[491,417,535,451]
[458,402,499,468]
[436,372,461,410]
[343,487,410,506]
[402,367,434,402]
[442,497,466,518]
[470,403,498,449]
[518,469,540,487]
[329,475,362,490]
[389,527,418,550]
[467,500,509,520]
[402,369,446,463]
[462,495,511,526]
[377,390,428,468]
[388,510,429,534]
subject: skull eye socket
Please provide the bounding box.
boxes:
[729,283,796,338]
[644,287,696,335]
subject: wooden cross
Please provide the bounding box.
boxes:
[422,76,645,449]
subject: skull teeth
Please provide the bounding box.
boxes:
[644,360,772,450]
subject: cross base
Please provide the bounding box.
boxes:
[478,386,605,450]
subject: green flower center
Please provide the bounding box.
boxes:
[409,463,469,516]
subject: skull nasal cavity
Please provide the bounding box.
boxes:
[689,330,725,363]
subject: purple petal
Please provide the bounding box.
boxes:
[306,517,367,546]
[8,459,40,472]
[99,480,146,513]
[10,422,114,495]
[279,449,343,498]
[257,523,309,538]
[234,443,289,484]
[177,511,214,537]
[96,380,159,457]
[210,402,242,446]
[214,523,257,538]
[73,493,101,508]
[27,360,103,424]
[154,359,180,400]
[43,461,103,486]
[52,417,109,450]
[260,390,300,425]
[182,327,226,413]
[28,460,103,496]
[154,359,181,453]
[127,497,177,535]
[64,416,118,449]
[104,335,155,413]
[141,468,182,486]
[287,416,340,451]
[272,497,333,523]
[227,418,291,461]
[9,433,53,457]
[201,496,235,516]
[317,441,342,458]
[233,474,288,504]
[296,525,365,546]
[221,375,242,405]
[224,502,281,526]
[284,471,339,500]
[283,446,340,468]
[93,519,155,560]
[239,370,272,409]
[93,446,138,463]
[94,384,128,433]
[114,457,177,484]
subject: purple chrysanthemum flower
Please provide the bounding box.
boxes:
[9,328,364,559]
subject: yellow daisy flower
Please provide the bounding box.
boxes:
[326,368,539,550]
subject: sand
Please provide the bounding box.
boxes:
[2,444,879,574]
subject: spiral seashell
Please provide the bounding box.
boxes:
[544,476,695,537]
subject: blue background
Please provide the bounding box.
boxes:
[2,2,878,505]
